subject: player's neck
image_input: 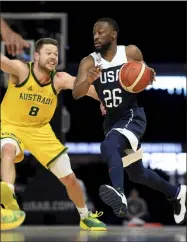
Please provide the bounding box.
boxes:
[33,64,51,84]
[100,44,117,62]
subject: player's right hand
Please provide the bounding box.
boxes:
[100,102,106,116]
[87,65,102,84]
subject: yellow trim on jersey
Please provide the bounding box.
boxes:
[30,62,57,95]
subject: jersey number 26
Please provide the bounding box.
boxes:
[103,88,122,108]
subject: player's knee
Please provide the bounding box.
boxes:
[100,139,121,160]
[101,131,128,160]
[100,140,113,160]
[60,173,77,187]
[49,153,73,179]
[1,143,16,157]
[1,138,21,159]
[126,160,148,182]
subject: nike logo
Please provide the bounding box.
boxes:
[109,166,116,173]
[106,185,127,205]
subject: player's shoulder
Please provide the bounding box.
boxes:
[116,44,138,52]
[9,60,30,76]
[125,44,141,53]
[53,71,75,91]
[89,51,101,63]
[15,60,30,70]
[54,71,71,80]
[78,55,95,69]
[125,45,143,61]
[54,71,75,84]
[8,61,30,85]
[81,55,94,63]
[17,61,31,78]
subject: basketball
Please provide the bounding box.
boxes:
[119,61,154,93]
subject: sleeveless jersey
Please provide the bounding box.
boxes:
[1,62,57,127]
[90,45,138,130]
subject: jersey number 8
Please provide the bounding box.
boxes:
[29,106,40,116]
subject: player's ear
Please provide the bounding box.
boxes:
[34,52,39,61]
[112,31,117,40]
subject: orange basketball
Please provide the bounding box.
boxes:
[119,61,154,93]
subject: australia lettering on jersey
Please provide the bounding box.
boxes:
[19,93,53,105]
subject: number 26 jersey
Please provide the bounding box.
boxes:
[90,45,138,127]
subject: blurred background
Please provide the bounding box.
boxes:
[1,1,186,227]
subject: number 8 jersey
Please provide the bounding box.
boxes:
[90,45,138,132]
[1,62,57,128]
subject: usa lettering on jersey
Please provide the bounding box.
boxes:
[100,69,120,84]
[91,46,132,109]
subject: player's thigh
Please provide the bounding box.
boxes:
[108,109,146,152]
[103,130,129,153]
[23,124,68,168]
[0,124,24,163]
[108,118,139,152]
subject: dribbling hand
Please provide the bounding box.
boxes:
[87,65,102,84]
[150,68,156,84]
[141,61,156,84]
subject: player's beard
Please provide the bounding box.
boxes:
[38,61,52,74]
[95,41,111,55]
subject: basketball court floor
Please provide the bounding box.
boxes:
[1,226,186,242]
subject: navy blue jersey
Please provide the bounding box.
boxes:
[91,46,139,132]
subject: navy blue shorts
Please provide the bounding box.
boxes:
[104,107,147,152]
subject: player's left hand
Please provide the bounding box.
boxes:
[149,68,156,84]
[100,102,106,116]
[141,61,156,84]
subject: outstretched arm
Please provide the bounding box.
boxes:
[56,72,100,101]
[1,53,23,76]
[0,52,28,84]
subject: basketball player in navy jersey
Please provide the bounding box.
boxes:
[73,18,186,224]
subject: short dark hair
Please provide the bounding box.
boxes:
[35,38,58,53]
[96,18,119,35]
